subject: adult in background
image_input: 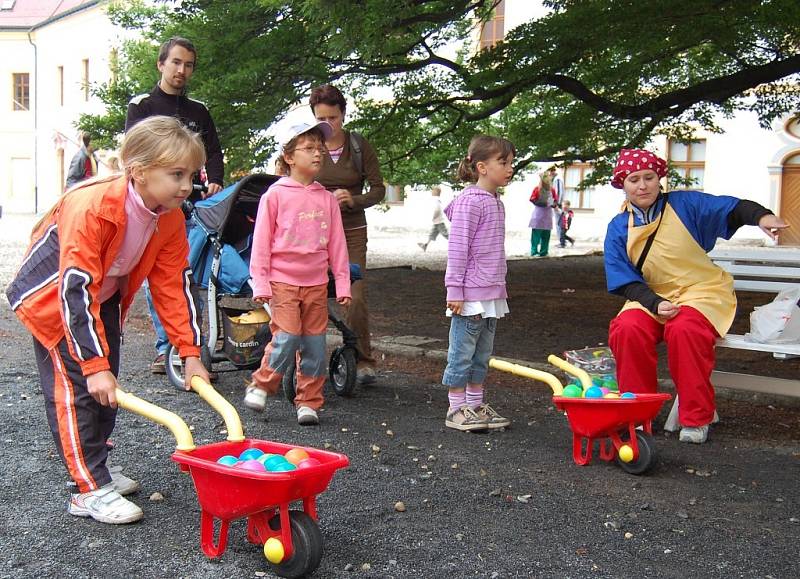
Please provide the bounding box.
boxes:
[125,36,225,374]
[528,173,557,257]
[604,148,788,444]
[310,84,386,385]
[65,133,98,189]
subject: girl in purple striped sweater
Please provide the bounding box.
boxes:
[442,135,515,432]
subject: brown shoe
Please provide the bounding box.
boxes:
[150,354,166,375]
[445,406,489,432]
[476,404,511,429]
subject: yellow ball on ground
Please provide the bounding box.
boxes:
[618,444,634,463]
[264,537,285,563]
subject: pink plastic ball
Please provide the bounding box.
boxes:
[238,459,266,472]
[297,458,322,469]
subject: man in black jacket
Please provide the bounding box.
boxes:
[125,36,224,201]
[126,37,224,374]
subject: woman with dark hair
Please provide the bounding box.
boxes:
[310,84,386,385]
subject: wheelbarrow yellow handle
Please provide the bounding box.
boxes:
[489,358,564,396]
[190,376,245,442]
[546,355,593,390]
[116,388,195,451]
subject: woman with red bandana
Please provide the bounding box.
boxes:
[603,149,788,444]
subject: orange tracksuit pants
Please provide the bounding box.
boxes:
[251,282,328,410]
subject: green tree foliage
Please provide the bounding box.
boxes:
[80,0,800,186]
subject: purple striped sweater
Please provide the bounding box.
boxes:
[443,186,508,301]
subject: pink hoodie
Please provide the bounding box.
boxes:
[250,177,351,299]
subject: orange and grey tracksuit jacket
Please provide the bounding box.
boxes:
[5,175,201,492]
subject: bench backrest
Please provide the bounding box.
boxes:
[709,248,800,293]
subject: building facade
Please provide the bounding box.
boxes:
[0,0,120,214]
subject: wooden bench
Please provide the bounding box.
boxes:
[664,247,800,431]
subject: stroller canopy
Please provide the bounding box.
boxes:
[188,174,280,294]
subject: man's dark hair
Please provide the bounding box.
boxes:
[81,133,91,148]
[158,37,197,64]
[309,84,347,115]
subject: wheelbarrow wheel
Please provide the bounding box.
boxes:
[281,361,297,403]
[329,346,357,397]
[267,510,323,579]
[616,431,657,475]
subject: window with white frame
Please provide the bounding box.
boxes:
[563,163,594,209]
[668,139,706,190]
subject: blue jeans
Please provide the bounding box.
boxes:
[442,314,497,387]
[145,282,170,355]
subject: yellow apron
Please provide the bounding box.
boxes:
[620,201,736,336]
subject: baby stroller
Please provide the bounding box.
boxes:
[164,174,361,398]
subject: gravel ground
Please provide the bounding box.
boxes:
[1,214,798,578]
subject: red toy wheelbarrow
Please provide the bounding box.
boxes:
[490,356,670,475]
[116,378,348,578]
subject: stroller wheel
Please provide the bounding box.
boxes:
[281,360,297,403]
[165,344,212,391]
[165,345,185,391]
[329,347,357,397]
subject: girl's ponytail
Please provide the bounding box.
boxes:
[457,155,478,183]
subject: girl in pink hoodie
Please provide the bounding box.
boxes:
[245,121,351,425]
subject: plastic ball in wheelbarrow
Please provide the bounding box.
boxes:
[269,462,297,472]
[563,384,583,398]
[216,455,239,466]
[264,455,290,471]
[239,448,265,461]
[284,448,310,465]
[620,392,637,399]
[239,459,267,472]
[585,386,604,399]
[603,392,620,399]
[297,457,321,469]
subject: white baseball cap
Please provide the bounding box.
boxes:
[278,120,334,151]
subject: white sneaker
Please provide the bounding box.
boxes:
[297,406,319,426]
[109,465,140,496]
[679,424,709,444]
[244,385,267,412]
[68,484,143,524]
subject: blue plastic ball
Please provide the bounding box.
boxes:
[584,386,603,399]
[239,448,265,461]
[269,462,297,472]
[216,455,239,466]
[620,392,636,399]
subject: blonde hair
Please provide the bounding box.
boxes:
[457,135,516,183]
[33,117,205,235]
[275,128,325,177]
[539,172,552,192]
[121,116,206,177]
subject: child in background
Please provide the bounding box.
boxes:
[442,135,515,431]
[558,199,575,248]
[6,116,210,524]
[245,121,351,425]
[418,185,449,251]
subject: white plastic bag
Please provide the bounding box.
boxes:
[747,286,800,343]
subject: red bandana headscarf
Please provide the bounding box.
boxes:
[611,148,667,189]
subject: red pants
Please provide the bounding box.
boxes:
[609,306,718,427]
